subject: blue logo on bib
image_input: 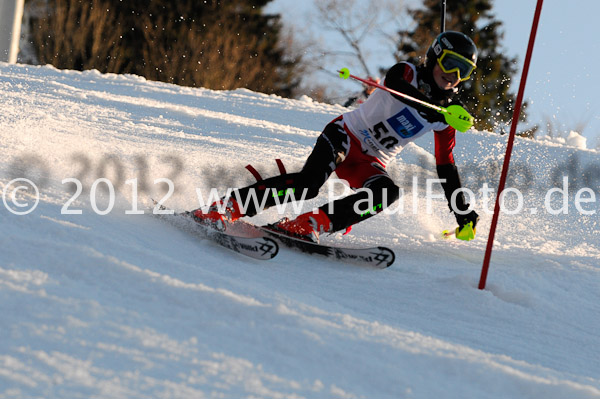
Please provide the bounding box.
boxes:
[387,108,423,138]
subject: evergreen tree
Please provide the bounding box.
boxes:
[395,0,528,132]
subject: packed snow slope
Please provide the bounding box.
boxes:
[1,63,599,399]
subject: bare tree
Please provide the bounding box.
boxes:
[287,0,407,103]
[310,0,407,77]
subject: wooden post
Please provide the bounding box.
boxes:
[0,0,25,63]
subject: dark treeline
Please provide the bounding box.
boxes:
[27,0,301,97]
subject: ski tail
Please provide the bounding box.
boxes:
[149,199,278,260]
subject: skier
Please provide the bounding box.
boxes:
[343,76,380,108]
[193,31,480,243]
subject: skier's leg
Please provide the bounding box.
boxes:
[195,117,350,221]
[269,174,400,242]
[230,117,350,217]
[270,135,401,242]
[319,175,401,232]
[299,117,350,182]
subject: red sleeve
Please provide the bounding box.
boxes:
[434,126,456,165]
[401,63,414,82]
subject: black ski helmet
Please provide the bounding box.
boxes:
[425,31,478,71]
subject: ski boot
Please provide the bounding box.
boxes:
[270,209,332,243]
[191,198,243,231]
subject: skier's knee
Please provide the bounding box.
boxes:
[364,176,400,205]
[297,173,323,199]
[279,172,322,200]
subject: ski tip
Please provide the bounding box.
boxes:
[259,237,279,259]
[376,246,395,268]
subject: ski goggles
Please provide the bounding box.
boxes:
[437,49,477,81]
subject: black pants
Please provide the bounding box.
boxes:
[232,119,401,232]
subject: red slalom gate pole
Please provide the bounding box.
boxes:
[479,0,544,290]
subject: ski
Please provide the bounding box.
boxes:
[149,203,278,261]
[227,220,395,268]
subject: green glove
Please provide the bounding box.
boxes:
[455,222,476,241]
[439,104,474,132]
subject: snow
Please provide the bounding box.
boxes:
[566,131,588,149]
[539,131,588,150]
[1,62,599,399]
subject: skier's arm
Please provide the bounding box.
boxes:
[434,127,479,229]
[343,96,358,107]
[384,63,444,122]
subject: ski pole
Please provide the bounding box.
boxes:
[339,68,442,112]
[440,0,446,33]
[338,68,474,132]
[441,229,455,239]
